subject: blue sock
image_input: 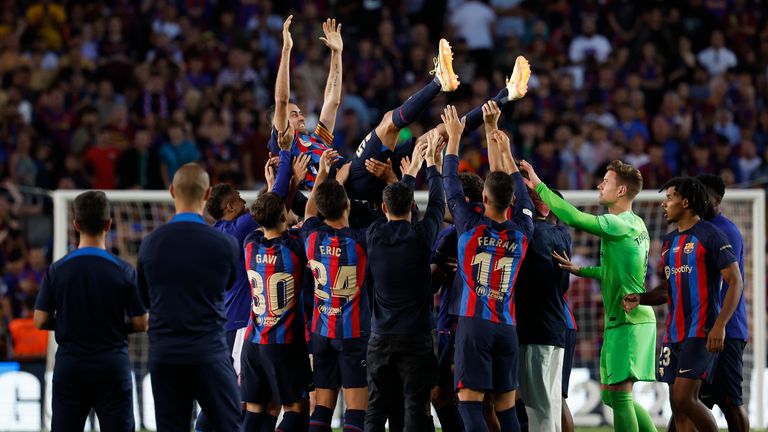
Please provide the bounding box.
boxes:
[242,411,265,432]
[458,401,489,432]
[343,409,365,432]
[308,405,333,432]
[495,406,521,432]
[276,411,307,432]
[195,411,212,432]
[435,404,464,432]
[463,88,511,132]
[261,413,278,432]
[392,79,441,129]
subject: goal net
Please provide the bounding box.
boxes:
[45,189,765,430]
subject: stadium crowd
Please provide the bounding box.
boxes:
[1,0,768,373]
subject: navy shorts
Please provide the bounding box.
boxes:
[699,339,746,407]
[436,331,456,390]
[240,341,312,405]
[52,374,134,432]
[657,338,717,384]
[562,329,577,398]
[311,333,368,389]
[454,317,519,392]
[343,129,390,201]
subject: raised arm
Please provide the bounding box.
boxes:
[271,126,295,199]
[305,149,338,218]
[273,15,294,134]
[519,160,630,239]
[318,18,343,132]
[420,131,447,242]
[441,105,475,230]
[483,101,503,172]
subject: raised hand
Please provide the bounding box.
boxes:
[552,250,581,276]
[264,156,279,190]
[441,105,466,140]
[518,160,543,187]
[291,154,311,189]
[282,15,294,51]
[399,156,411,176]
[365,158,397,184]
[425,129,443,167]
[318,149,339,176]
[319,18,343,53]
[407,141,428,177]
[482,101,501,127]
[277,124,295,151]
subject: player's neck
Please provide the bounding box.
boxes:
[485,208,507,224]
[174,201,205,215]
[264,227,286,239]
[677,214,700,232]
[78,235,106,250]
[325,217,348,229]
[607,199,631,215]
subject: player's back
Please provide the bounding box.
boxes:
[661,219,736,343]
[302,217,368,339]
[451,217,530,325]
[595,210,655,328]
[244,229,306,344]
[37,247,143,371]
[214,212,260,331]
[138,214,239,364]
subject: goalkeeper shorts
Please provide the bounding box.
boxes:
[600,322,656,385]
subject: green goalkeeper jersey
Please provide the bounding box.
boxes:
[535,183,656,329]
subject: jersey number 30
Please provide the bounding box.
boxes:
[248,270,295,317]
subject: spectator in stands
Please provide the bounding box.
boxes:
[83,127,121,190]
[568,16,612,65]
[639,143,673,190]
[2,248,26,320]
[449,0,496,77]
[159,122,201,187]
[697,30,738,76]
[739,140,761,182]
[117,129,163,189]
[8,294,48,360]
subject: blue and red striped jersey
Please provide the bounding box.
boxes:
[267,123,337,189]
[302,217,369,339]
[661,220,737,343]
[243,229,306,344]
[443,157,534,326]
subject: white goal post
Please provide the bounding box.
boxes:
[42,188,765,430]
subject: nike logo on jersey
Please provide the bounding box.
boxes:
[679,368,693,374]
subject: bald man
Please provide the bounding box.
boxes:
[137,164,242,431]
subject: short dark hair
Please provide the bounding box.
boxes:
[606,160,643,199]
[206,183,233,220]
[250,192,284,229]
[459,172,484,203]
[73,191,110,236]
[660,177,713,219]
[315,179,348,220]
[484,171,514,212]
[696,174,725,199]
[382,182,414,217]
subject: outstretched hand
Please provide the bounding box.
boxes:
[365,158,397,184]
[318,149,339,176]
[552,250,580,276]
[282,15,293,51]
[482,101,501,127]
[518,160,542,187]
[277,124,294,151]
[319,18,343,52]
[407,141,428,177]
[441,105,466,140]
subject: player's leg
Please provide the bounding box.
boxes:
[461,56,531,133]
[707,339,749,432]
[339,336,368,432]
[240,342,272,431]
[51,375,93,432]
[308,334,340,432]
[365,333,395,432]
[431,331,464,432]
[193,358,242,432]
[393,333,437,431]
[670,377,716,432]
[265,343,312,432]
[561,329,577,432]
[483,394,501,432]
[601,323,657,432]
[92,376,135,432]
[150,363,196,432]
[197,327,246,431]
[491,325,521,432]
[455,317,495,432]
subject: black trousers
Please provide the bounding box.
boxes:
[150,358,241,432]
[364,332,436,432]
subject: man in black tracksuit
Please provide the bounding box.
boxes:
[364,139,445,431]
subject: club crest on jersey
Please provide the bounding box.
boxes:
[664,266,671,279]
[684,242,694,254]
